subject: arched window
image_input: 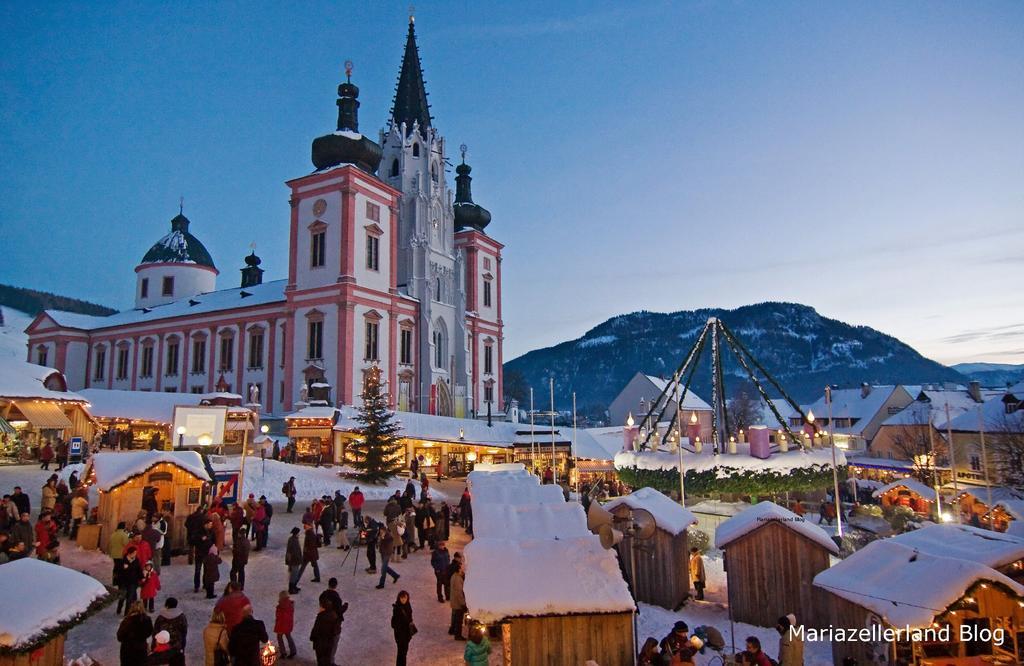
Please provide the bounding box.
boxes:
[412,143,420,158]
[389,158,399,177]
[431,161,438,183]
[436,277,442,302]
[433,320,448,370]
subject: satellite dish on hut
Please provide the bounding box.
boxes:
[598,523,624,549]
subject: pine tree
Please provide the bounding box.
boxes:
[348,365,404,483]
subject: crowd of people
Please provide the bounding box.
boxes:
[0,473,89,564]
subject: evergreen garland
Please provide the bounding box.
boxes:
[616,463,843,496]
[346,366,405,484]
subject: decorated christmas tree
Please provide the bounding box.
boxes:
[348,365,404,483]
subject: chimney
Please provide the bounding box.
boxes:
[861,383,872,399]
[968,380,982,403]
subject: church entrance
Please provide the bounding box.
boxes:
[435,381,453,417]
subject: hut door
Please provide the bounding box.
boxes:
[119,488,144,524]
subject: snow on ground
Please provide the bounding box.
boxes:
[0,305,31,359]
[229,457,446,501]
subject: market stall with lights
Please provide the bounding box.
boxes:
[82,450,211,552]
[0,359,94,460]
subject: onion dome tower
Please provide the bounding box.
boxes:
[135,206,218,309]
[311,62,383,174]
[453,145,491,232]
[240,250,264,288]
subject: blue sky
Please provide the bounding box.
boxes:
[1,1,1022,364]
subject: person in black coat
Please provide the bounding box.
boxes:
[117,601,152,665]
[117,547,144,615]
[391,590,415,666]
[228,605,269,666]
[309,599,339,666]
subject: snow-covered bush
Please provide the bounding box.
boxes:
[687,527,711,553]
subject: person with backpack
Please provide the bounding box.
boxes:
[283,477,297,513]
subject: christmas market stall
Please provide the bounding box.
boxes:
[871,477,939,515]
[814,538,1024,664]
[953,485,1024,529]
[0,559,109,666]
[284,405,337,463]
[80,388,204,450]
[0,358,93,461]
[715,501,839,629]
[84,450,211,552]
[992,500,1024,537]
[604,486,697,610]
[887,523,1024,582]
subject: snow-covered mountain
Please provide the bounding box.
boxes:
[505,302,966,410]
[0,305,31,360]
[952,362,1024,388]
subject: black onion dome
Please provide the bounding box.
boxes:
[453,161,491,232]
[140,213,217,269]
[244,251,261,267]
[311,68,382,174]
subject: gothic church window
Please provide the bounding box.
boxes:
[389,159,399,177]
[412,142,420,157]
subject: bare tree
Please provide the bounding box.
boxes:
[889,406,946,485]
[987,405,1024,488]
[727,387,762,433]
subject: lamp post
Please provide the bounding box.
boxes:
[261,424,270,477]
[825,386,844,539]
[237,408,255,501]
[176,426,186,450]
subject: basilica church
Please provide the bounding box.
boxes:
[25,18,505,418]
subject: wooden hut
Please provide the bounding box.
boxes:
[464,536,636,666]
[0,559,109,666]
[872,477,938,515]
[815,539,1024,664]
[84,450,211,552]
[605,487,697,609]
[953,485,1024,529]
[715,501,839,629]
[888,523,1024,582]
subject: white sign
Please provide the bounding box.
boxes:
[172,405,229,448]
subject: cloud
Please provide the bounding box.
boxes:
[943,323,1024,345]
[447,5,666,40]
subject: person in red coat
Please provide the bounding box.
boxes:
[140,561,161,612]
[741,636,773,666]
[349,488,365,527]
[131,532,153,567]
[39,442,54,470]
[34,512,58,561]
[273,590,296,658]
[229,504,244,535]
[214,582,252,633]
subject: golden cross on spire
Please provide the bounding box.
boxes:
[460,143,468,162]
[344,60,353,82]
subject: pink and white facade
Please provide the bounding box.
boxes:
[25,19,504,419]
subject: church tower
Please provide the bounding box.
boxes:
[381,16,468,416]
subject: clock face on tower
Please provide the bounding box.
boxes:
[312,199,327,217]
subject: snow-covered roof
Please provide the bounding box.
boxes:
[472,502,591,540]
[286,406,338,421]
[995,500,1024,522]
[0,357,84,402]
[463,536,635,622]
[470,462,528,474]
[643,376,713,411]
[954,485,1024,505]
[882,389,1000,428]
[80,388,204,423]
[615,441,844,476]
[574,427,626,460]
[888,523,1024,570]
[871,477,938,500]
[88,451,211,491]
[814,539,1024,628]
[332,404,567,447]
[803,385,909,435]
[40,279,286,332]
[715,501,839,554]
[0,558,109,650]
[471,481,565,506]
[605,487,696,536]
[944,392,1024,433]
[689,499,751,518]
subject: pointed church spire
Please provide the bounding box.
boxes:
[390,15,432,136]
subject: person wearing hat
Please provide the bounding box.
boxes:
[776,614,804,666]
[147,629,184,665]
[660,621,697,664]
[286,527,304,594]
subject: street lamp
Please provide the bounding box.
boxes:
[261,424,270,435]
[197,433,213,447]
[176,426,186,450]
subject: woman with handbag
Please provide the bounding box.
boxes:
[203,609,230,666]
[390,590,416,666]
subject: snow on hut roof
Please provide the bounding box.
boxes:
[887,523,1024,570]
[471,481,565,506]
[605,487,697,536]
[871,477,938,500]
[470,462,528,474]
[615,443,844,476]
[954,485,1024,505]
[0,357,83,402]
[813,539,1024,628]
[80,388,204,423]
[472,502,591,540]
[89,451,211,491]
[715,501,839,554]
[285,406,338,421]
[0,558,109,650]
[995,500,1024,522]
[40,279,287,331]
[463,536,635,622]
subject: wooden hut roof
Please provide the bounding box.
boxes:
[605,487,697,536]
[814,539,1024,628]
[463,536,635,623]
[888,523,1024,570]
[871,477,936,499]
[715,501,839,554]
[89,451,210,491]
[0,559,109,652]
